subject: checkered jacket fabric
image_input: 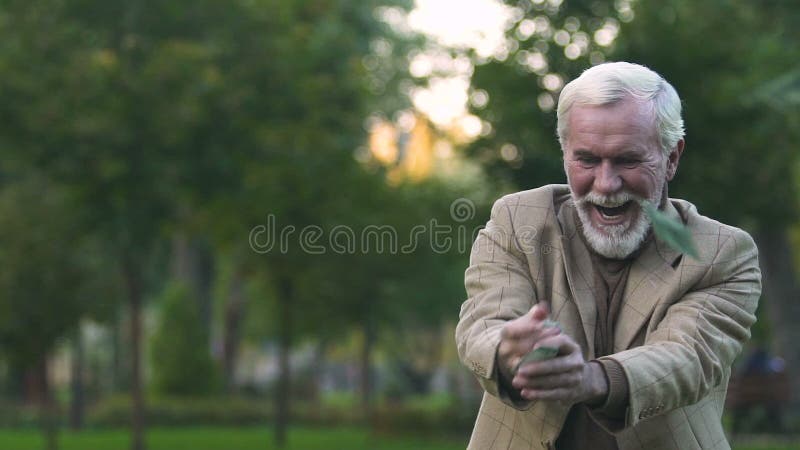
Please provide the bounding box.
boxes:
[456,185,761,450]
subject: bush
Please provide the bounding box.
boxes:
[85,393,474,432]
[150,282,219,396]
[87,395,364,428]
[0,402,41,428]
[371,394,475,434]
[88,396,268,427]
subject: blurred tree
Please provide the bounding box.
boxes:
[211,252,249,394]
[0,2,228,447]
[754,69,800,401]
[466,0,624,188]
[69,330,85,430]
[0,176,94,450]
[177,0,420,445]
[69,238,123,431]
[170,235,214,352]
[0,0,496,445]
[296,176,483,419]
[0,0,413,447]
[210,0,417,444]
[150,282,219,396]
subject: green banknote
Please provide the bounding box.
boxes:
[641,200,699,259]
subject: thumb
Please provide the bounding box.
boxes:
[530,302,549,321]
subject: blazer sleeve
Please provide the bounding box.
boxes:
[455,195,539,409]
[607,227,761,429]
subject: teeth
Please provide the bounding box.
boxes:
[595,202,629,219]
[602,212,618,219]
[599,210,618,219]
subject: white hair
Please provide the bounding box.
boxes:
[556,62,685,155]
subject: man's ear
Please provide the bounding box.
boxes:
[665,139,685,181]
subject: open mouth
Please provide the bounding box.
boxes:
[594,201,633,219]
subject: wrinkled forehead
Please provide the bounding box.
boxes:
[565,100,660,151]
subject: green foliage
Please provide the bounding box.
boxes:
[150,283,219,396]
[84,393,474,433]
[0,0,428,401]
[0,176,94,369]
[0,2,487,436]
[88,396,267,428]
[467,0,623,188]
[643,201,699,259]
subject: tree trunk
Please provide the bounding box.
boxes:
[222,266,247,393]
[6,364,25,403]
[111,308,124,393]
[171,233,214,349]
[310,339,327,404]
[754,228,800,414]
[274,276,293,448]
[360,317,375,422]
[69,328,85,430]
[23,365,40,407]
[36,356,58,450]
[123,256,146,450]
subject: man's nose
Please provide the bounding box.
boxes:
[593,161,622,195]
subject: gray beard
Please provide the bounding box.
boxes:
[572,191,653,259]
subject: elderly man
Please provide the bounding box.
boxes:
[455,62,761,450]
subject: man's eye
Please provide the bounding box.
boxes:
[617,158,640,166]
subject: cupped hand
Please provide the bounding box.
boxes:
[497,303,561,382]
[512,333,608,405]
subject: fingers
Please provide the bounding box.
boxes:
[502,321,560,344]
[498,302,559,377]
[501,305,556,341]
[513,370,581,390]
[512,334,584,388]
[506,330,592,404]
[520,387,574,401]
[519,339,580,374]
[502,331,558,363]
[530,302,549,320]
[515,353,580,378]
[513,359,586,402]
[500,328,561,372]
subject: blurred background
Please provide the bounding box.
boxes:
[0,0,798,449]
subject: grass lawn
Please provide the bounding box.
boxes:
[0,427,797,450]
[0,427,468,450]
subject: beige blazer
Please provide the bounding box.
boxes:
[456,185,761,450]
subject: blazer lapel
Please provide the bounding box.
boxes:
[614,200,684,350]
[558,202,597,359]
[558,199,686,355]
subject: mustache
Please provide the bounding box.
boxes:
[575,191,644,208]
